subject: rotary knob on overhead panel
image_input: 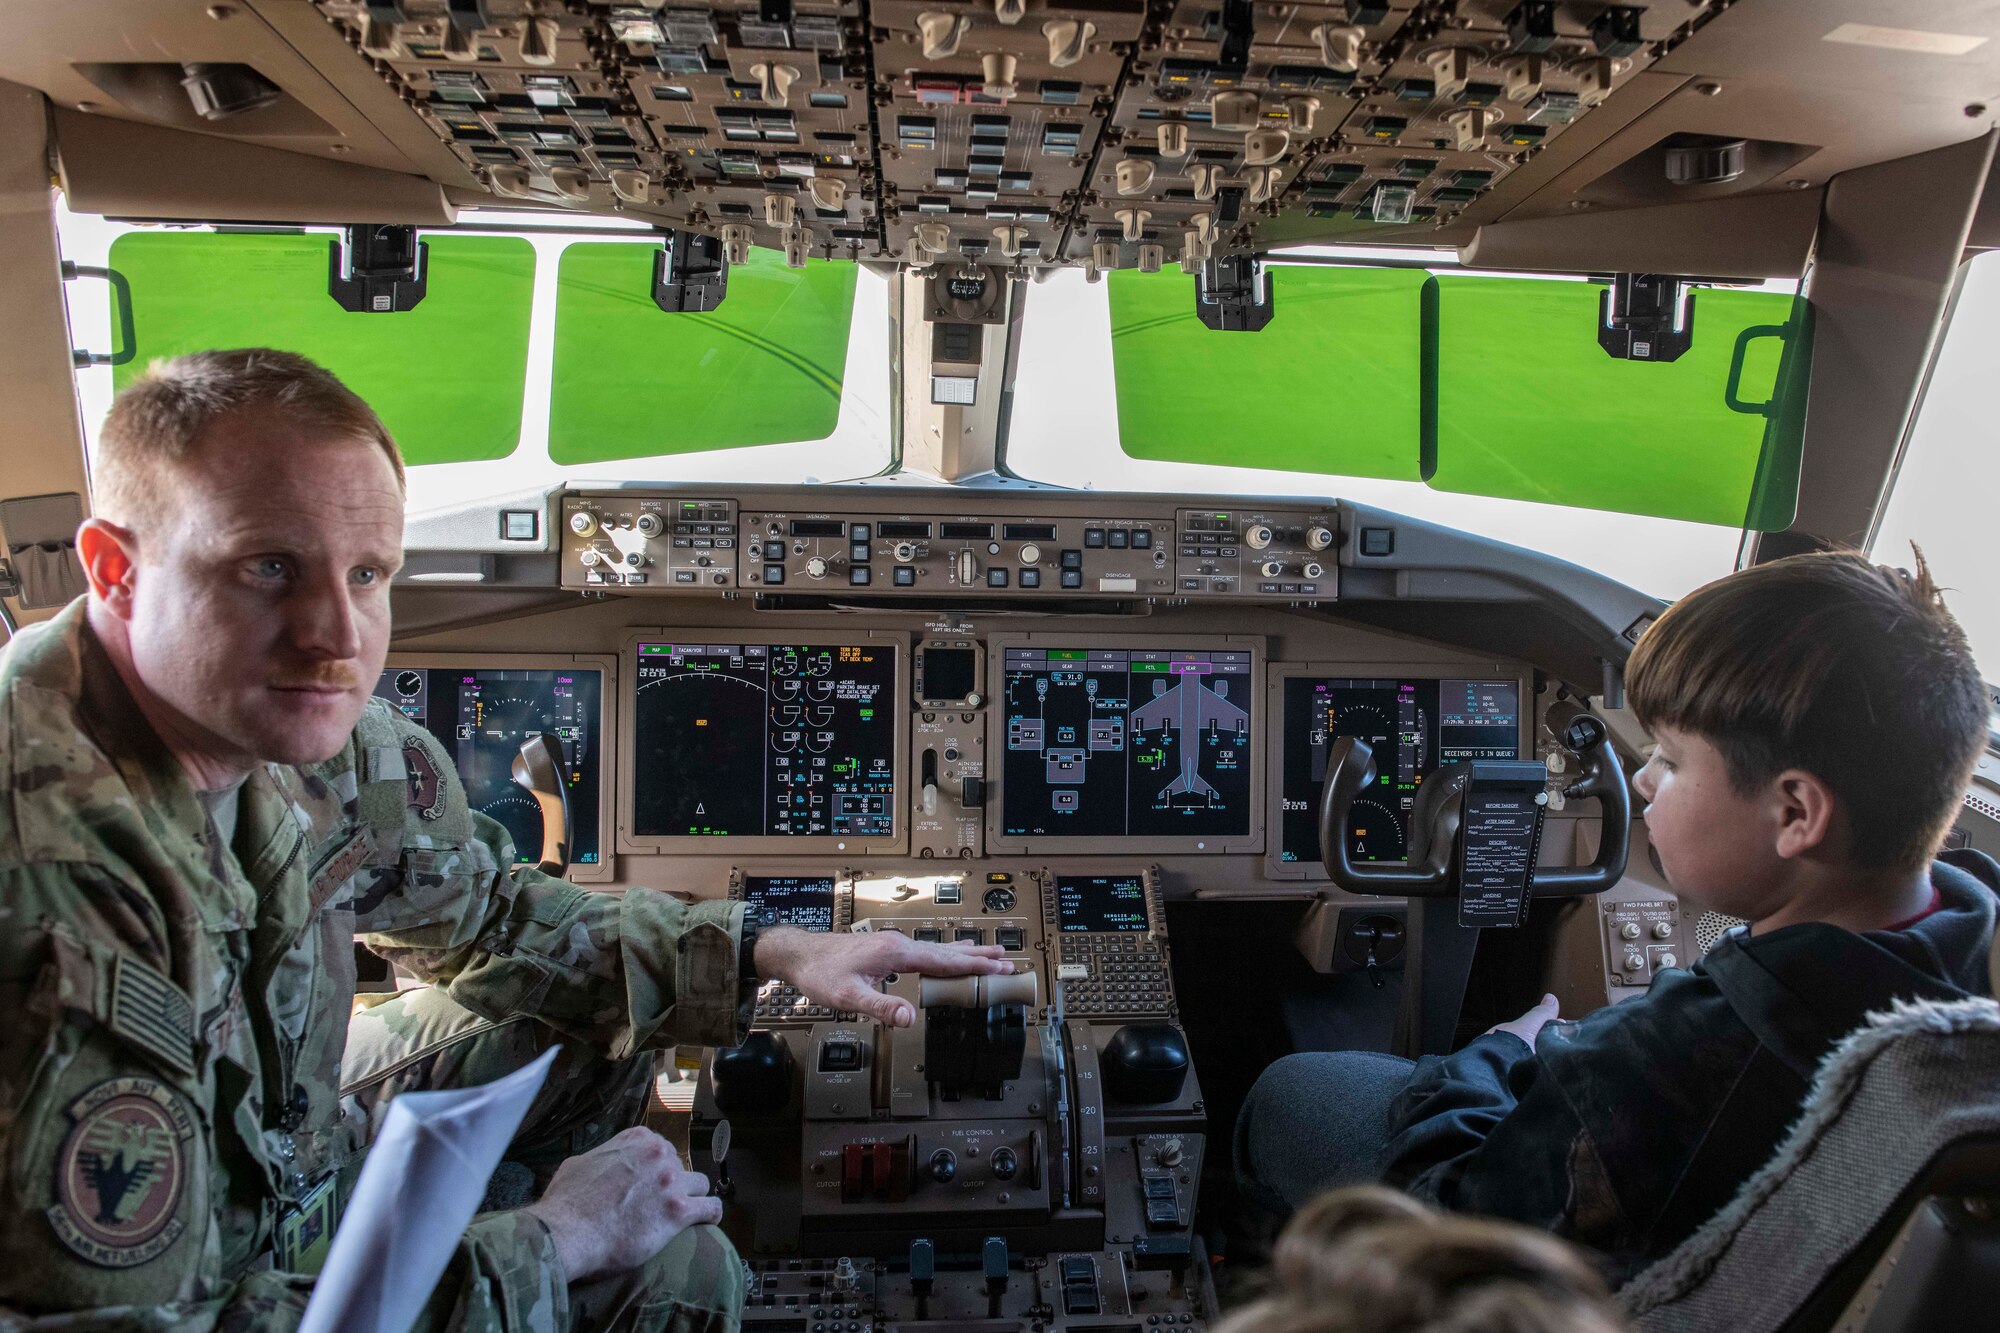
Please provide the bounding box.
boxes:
[1245,524,1273,550]
[1307,525,1335,551]
[806,557,830,579]
[1620,922,1642,940]
[568,510,598,537]
[1659,953,1679,969]
[635,512,664,539]
[1652,921,1675,939]
[1624,953,1646,972]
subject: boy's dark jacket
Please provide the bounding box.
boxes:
[1380,849,2000,1282]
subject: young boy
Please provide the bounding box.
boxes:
[1235,551,1998,1281]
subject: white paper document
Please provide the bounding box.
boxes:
[299,1045,558,1333]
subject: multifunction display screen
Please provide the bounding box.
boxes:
[1001,647,1254,840]
[1279,677,1520,865]
[374,666,603,866]
[631,642,896,838]
[742,875,836,930]
[1056,875,1151,933]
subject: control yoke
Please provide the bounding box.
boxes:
[511,732,571,876]
[1318,713,1631,898]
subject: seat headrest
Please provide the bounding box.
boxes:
[1990,920,1999,997]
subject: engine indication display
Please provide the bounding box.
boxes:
[374,666,604,867]
[631,642,896,838]
[1001,646,1253,841]
[1056,875,1151,933]
[1279,676,1521,866]
[742,875,836,930]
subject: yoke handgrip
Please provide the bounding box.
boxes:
[1525,717,1631,896]
[512,732,571,876]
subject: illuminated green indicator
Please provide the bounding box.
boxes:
[1046,650,1088,661]
[859,708,874,719]
[1132,661,1169,673]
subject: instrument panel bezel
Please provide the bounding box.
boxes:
[1262,659,1536,881]
[984,632,1266,857]
[617,627,912,856]
[382,651,620,884]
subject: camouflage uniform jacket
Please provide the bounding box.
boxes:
[0,601,753,1329]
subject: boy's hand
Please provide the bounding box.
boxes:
[1488,993,1561,1048]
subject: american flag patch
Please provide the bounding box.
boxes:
[109,955,195,1077]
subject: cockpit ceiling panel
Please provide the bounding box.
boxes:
[311,0,1722,269]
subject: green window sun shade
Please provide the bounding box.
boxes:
[1424,276,1811,530]
[109,231,534,466]
[1108,265,1426,480]
[549,242,857,463]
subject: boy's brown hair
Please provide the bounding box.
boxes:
[1214,1186,1629,1333]
[1627,550,1988,871]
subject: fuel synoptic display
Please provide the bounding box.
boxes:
[374,666,603,866]
[1279,676,1520,865]
[1001,647,1254,839]
[631,642,896,838]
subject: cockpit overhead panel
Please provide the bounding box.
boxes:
[621,631,909,853]
[990,636,1261,854]
[374,656,615,881]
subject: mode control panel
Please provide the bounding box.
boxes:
[562,494,738,589]
[555,489,1345,601]
[739,510,1178,597]
[1175,506,1337,600]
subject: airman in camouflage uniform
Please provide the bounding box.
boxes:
[0,600,750,1329]
[0,348,1007,1330]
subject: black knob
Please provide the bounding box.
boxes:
[991,1147,1017,1180]
[929,1148,957,1183]
[1102,1024,1191,1104]
[711,1031,796,1116]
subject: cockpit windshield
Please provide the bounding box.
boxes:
[61,209,895,513]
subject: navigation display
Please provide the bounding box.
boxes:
[1278,676,1521,865]
[1001,646,1254,840]
[742,875,836,930]
[1056,875,1151,932]
[375,665,603,867]
[631,641,896,838]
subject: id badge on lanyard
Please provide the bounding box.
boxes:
[272,1174,338,1275]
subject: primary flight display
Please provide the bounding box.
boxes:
[631,641,897,838]
[1279,676,1521,864]
[1000,645,1254,840]
[375,665,604,867]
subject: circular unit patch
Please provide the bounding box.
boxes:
[48,1076,194,1268]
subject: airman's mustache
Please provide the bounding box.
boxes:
[270,665,362,691]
